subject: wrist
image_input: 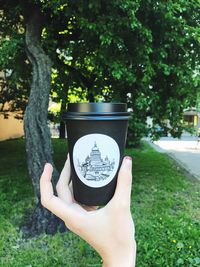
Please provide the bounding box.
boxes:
[102,257,134,267]
[102,240,136,267]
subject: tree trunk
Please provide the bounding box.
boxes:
[23,6,65,236]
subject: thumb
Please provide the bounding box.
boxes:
[112,156,133,207]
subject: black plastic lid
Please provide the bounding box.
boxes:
[62,102,130,121]
[68,103,127,113]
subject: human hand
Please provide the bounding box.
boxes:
[40,156,136,267]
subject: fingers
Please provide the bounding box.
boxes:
[40,163,66,218]
[112,156,133,207]
[59,154,71,184]
[40,163,54,207]
[40,163,85,225]
[56,155,73,203]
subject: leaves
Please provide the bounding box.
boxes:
[0,0,200,142]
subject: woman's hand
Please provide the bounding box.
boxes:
[40,156,136,267]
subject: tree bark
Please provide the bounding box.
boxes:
[23,6,65,236]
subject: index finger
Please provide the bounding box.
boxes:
[56,155,73,203]
[40,163,84,225]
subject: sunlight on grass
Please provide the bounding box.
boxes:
[0,139,199,267]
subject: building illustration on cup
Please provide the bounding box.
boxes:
[73,133,120,188]
[77,142,115,182]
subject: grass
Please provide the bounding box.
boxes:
[0,139,200,267]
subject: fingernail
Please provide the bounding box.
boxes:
[44,163,53,171]
[45,163,50,168]
[124,156,132,161]
[122,156,132,170]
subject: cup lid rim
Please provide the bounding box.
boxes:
[66,102,128,114]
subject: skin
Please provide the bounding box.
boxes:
[40,156,136,267]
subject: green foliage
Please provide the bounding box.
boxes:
[0,0,200,140]
[0,11,31,118]
[127,117,148,147]
[0,139,200,266]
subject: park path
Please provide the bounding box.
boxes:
[146,135,200,180]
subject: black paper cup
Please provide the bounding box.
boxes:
[62,102,130,206]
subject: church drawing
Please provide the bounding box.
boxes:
[77,142,115,181]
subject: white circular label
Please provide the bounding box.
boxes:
[73,134,120,188]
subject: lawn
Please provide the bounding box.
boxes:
[0,139,200,267]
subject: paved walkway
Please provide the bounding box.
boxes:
[146,135,200,180]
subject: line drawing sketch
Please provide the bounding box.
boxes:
[77,142,115,182]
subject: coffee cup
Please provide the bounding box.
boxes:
[62,102,130,206]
